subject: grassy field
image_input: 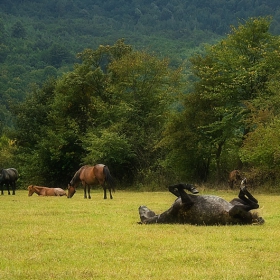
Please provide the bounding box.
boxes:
[0,188,279,280]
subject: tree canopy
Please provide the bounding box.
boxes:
[161,17,280,184]
[3,16,280,188]
[12,40,181,186]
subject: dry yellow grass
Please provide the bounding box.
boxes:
[0,189,279,279]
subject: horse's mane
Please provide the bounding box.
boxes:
[70,165,88,186]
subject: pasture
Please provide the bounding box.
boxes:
[0,189,280,279]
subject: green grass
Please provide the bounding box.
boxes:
[0,189,279,279]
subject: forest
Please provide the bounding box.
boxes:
[1,1,280,189]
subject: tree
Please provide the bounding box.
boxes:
[13,39,180,186]
[162,17,280,182]
[11,21,26,38]
[46,43,74,68]
[11,79,57,184]
[84,49,181,182]
[0,135,17,167]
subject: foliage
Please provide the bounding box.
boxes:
[0,135,17,167]
[3,9,280,186]
[1,0,280,114]
[161,17,280,183]
[12,40,180,186]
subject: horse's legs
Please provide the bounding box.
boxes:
[12,182,15,195]
[178,189,194,208]
[168,184,194,207]
[103,188,113,199]
[169,183,199,196]
[230,180,259,211]
[239,186,258,204]
[83,185,87,199]
[88,185,91,199]
[168,185,181,197]
[7,184,10,195]
[1,184,3,195]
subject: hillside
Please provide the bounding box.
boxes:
[0,0,280,129]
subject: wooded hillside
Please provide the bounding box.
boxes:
[1,2,280,188]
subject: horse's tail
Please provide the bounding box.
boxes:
[104,166,115,192]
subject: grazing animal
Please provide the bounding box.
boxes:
[139,179,264,225]
[28,185,66,196]
[67,164,115,199]
[228,169,242,189]
[0,168,19,195]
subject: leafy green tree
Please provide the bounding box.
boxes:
[13,39,181,186]
[0,135,17,168]
[11,21,26,38]
[239,72,280,182]
[162,17,280,182]
[47,40,180,184]
[11,79,57,184]
[46,43,74,68]
[240,119,280,175]
[84,49,181,182]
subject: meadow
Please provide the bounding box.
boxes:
[0,188,279,279]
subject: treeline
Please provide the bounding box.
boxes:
[2,0,280,35]
[3,17,280,190]
[2,0,280,188]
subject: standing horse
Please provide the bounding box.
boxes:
[139,179,264,225]
[28,185,66,196]
[67,164,115,199]
[228,169,242,189]
[0,168,19,195]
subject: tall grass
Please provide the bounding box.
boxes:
[0,189,279,279]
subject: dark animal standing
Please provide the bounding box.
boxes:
[67,164,115,199]
[139,179,264,225]
[0,168,19,195]
[228,169,242,189]
[28,185,66,196]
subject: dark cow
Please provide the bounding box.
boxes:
[0,168,19,195]
[228,169,242,189]
[138,179,264,226]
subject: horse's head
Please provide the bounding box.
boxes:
[28,185,34,196]
[67,184,76,198]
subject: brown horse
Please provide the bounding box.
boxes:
[228,170,242,189]
[28,185,66,196]
[67,164,115,199]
